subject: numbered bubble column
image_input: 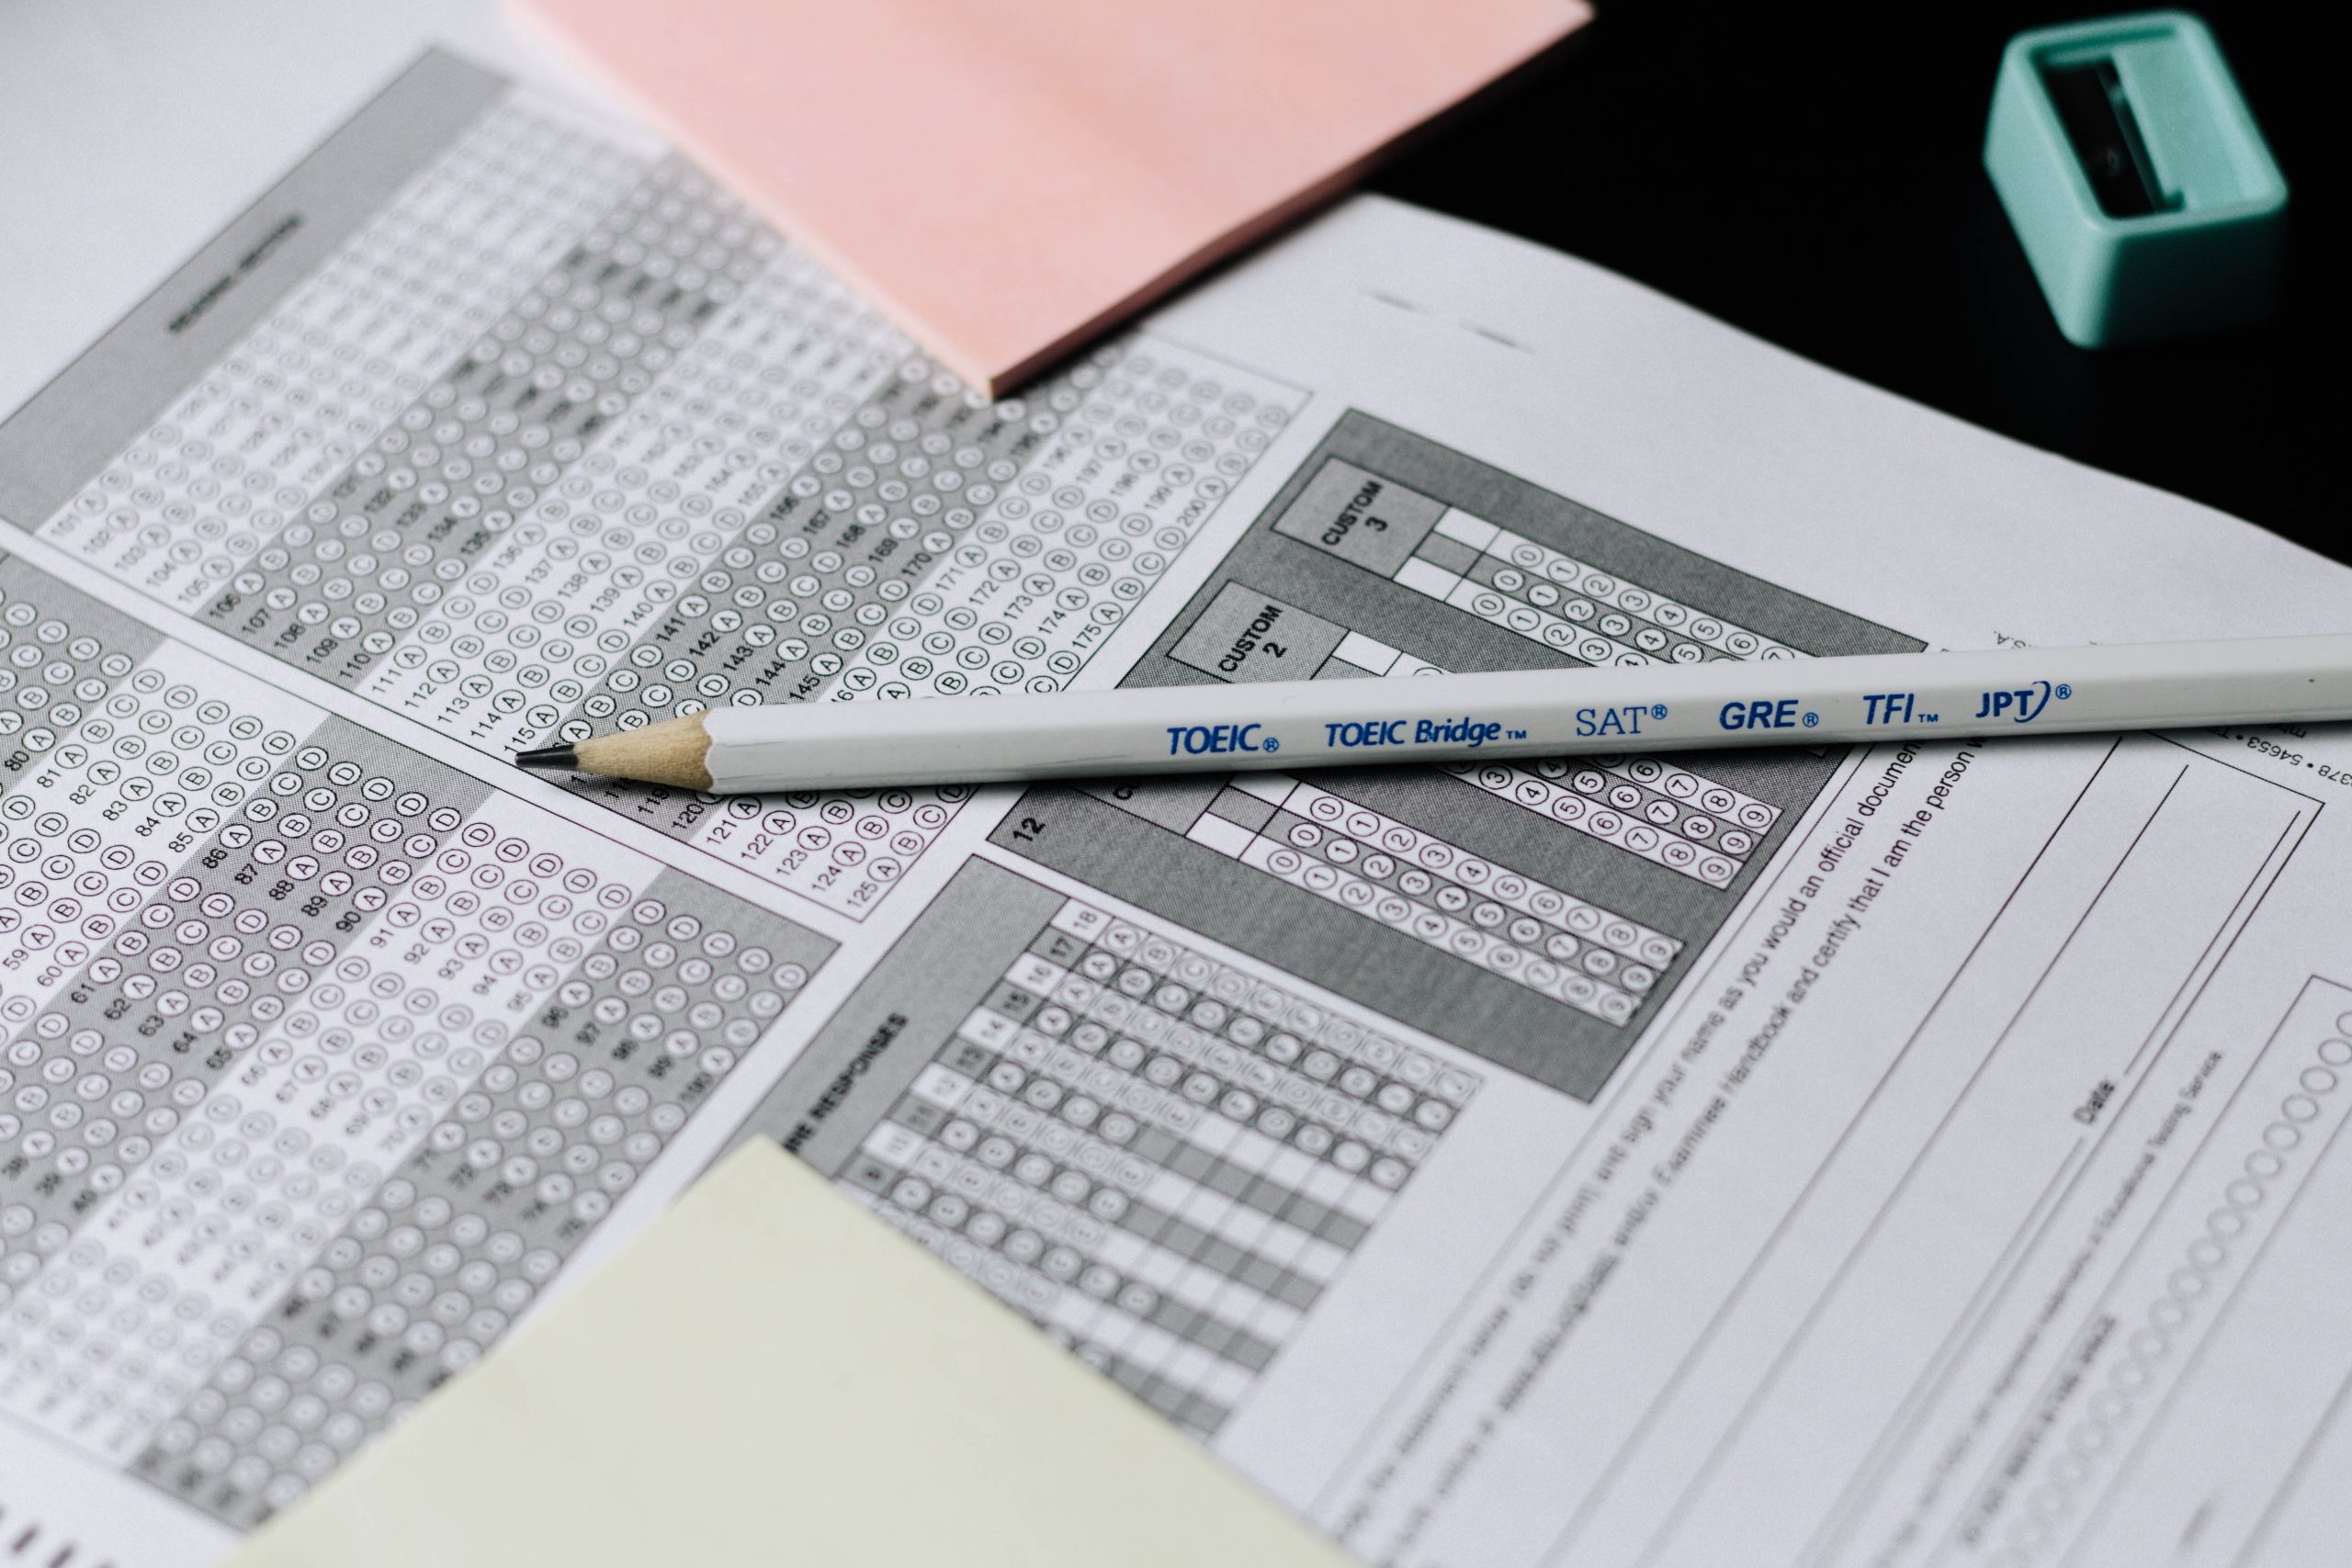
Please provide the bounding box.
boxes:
[198,158,761,696]
[127,804,673,1515]
[0,727,503,1458]
[536,335,1286,728]
[383,242,899,755]
[0,649,320,1286]
[593,775,977,921]
[526,350,1093,920]
[46,97,645,612]
[830,342,1295,701]
[537,348,1017,733]
[0,716,466,1275]
[0,742,529,1457]
[0,637,316,1024]
[0,571,166,1013]
[135,867,826,1527]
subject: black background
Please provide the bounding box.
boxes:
[1367,4,2341,557]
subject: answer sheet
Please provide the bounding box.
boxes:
[1,8,2346,1566]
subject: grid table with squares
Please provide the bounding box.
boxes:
[1176,582,1783,890]
[996,421,1921,1097]
[1270,458,1804,670]
[833,892,1477,1438]
[8,53,1305,919]
[1393,506,1803,665]
[1181,777,1678,1025]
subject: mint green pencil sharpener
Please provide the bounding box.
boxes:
[1983,11,2288,348]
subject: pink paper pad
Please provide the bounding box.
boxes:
[514,0,1590,392]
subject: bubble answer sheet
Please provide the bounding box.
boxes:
[1,5,2349,1566]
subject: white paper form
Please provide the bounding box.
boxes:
[2,6,2348,1567]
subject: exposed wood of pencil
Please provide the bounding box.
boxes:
[574,712,714,789]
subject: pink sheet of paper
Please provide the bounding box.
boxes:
[512,0,1590,392]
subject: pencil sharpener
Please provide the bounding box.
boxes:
[1983,10,2288,348]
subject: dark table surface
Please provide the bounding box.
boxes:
[1368,2,2341,559]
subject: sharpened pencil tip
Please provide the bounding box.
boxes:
[514,745,580,773]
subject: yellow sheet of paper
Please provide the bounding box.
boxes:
[232,1141,1350,1567]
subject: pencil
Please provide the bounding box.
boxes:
[514,633,2352,794]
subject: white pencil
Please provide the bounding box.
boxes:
[514,633,2352,793]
